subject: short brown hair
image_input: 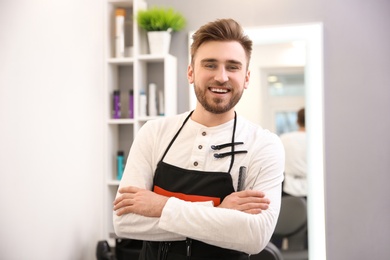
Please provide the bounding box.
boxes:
[297,108,305,127]
[190,18,252,68]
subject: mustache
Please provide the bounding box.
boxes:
[208,81,232,89]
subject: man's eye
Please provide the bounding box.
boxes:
[227,65,240,70]
[204,63,216,69]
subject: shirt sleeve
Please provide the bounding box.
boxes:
[113,119,186,241]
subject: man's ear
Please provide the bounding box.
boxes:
[244,70,250,89]
[187,65,194,84]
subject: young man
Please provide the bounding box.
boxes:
[113,18,285,260]
[281,107,307,198]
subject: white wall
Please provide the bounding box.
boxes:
[0,1,104,259]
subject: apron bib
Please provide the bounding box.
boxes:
[139,112,249,260]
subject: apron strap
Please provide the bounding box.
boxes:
[159,110,239,174]
[160,111,194,162]
[227,111,237,174]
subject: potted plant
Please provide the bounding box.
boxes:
[136,6,186,54]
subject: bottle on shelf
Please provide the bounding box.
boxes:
[139,89,147,117]
[148,83,158,117]
[113,90,121,119]
[158,89,165,116]
[115,8,126,58]
[129,90,134,119]
[117,151,124,180]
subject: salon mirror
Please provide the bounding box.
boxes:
[189,23,325,259]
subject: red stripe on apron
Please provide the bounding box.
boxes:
[154,185,221,206]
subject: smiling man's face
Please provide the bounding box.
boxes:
[188,40,250,114]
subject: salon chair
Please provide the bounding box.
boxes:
[250,242,284,260]
[271,196,308,260]
[96,238,143,260]
[96,240,115,260]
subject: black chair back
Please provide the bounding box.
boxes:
[250,242,284,260]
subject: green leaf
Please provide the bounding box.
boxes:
[136,6,186,32]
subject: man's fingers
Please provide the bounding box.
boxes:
[118,186,140,193]
[237,190,265,198]
[239,202,269,211]
[115,206,131,216]
[113,194,125,205]
[114,186,141,205]
[113,193,134,206]
[244,208,263,215]
[113,198,129,210]
[238,196,270,206]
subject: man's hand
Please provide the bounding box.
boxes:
[113,186,168,217]
[218,190,270,214]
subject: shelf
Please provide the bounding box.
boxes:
[107,117,164,124]
[107,180,121,186]
[108,55,175,64]
[138,54,176,62]
[108,58,135,65]
[108,0,133,8]
[137,115,164,121]
[103,0,177,245]
[107,119,136,124]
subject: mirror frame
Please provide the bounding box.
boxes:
[189,23,325,259]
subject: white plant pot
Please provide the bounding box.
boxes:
[147,31,171,55]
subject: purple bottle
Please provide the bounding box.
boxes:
[113,90,121,119]
[129,90,134,118]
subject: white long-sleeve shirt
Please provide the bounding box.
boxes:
[113,111,285,254]
[280,131,307,197]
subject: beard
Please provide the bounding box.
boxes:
[194,80,245,114]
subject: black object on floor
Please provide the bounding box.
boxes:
[96,240,115,260]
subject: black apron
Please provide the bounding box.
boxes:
[138,112,249,260]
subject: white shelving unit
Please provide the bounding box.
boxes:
[103,0,177,245]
